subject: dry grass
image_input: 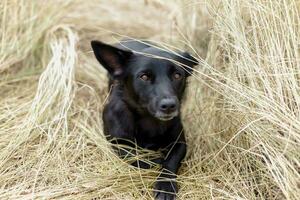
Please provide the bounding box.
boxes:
[0,0,299,199]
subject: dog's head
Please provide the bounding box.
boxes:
[91,40,198,121]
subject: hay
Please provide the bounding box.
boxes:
[0,0,299,199]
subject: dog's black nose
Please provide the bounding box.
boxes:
[159,98,177,113]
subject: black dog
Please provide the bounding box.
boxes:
[91,39,198,200]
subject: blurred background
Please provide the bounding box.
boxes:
[0,0,299,199]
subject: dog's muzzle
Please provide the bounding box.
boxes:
[155,97,179,121]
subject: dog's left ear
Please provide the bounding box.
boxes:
[178,52,198,76]
[91,40,133,78]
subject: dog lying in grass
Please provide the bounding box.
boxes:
[91,39,198,200]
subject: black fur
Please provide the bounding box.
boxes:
[91,39,198,200]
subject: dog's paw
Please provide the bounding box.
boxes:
[153,180,178,200]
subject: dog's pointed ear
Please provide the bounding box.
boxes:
[178,52,198,76]
[91,40,133,78]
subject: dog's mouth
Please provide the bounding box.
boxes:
[146,101,179,121]
[154,111,178,121]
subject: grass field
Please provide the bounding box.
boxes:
[0,0,299,199]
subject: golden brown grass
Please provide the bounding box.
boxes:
[0,0,299,199]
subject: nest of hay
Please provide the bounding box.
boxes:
[0,0,299,199]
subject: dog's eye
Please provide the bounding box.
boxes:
[140,74,150,81]
[173,72,182,80]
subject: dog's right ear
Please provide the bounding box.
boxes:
[91,40,132,78]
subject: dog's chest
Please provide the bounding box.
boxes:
[134,117,170,149]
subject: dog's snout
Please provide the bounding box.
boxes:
[159,98,177,113]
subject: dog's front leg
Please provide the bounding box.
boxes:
[111,138,163,169]
[154,134,186,200]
